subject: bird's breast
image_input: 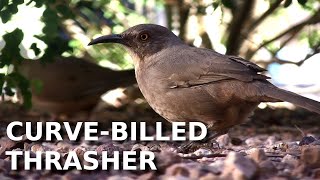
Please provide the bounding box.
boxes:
[136,66,213,123]
[136,66,176,117]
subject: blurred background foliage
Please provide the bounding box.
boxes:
[0,0,319,108]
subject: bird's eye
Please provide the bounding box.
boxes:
[140,33,149,41]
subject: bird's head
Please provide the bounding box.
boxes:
[88,24,183,65]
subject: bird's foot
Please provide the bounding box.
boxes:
[177,140,220,153]
[177,130,228,153]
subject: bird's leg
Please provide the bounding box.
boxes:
[177,130,228,153]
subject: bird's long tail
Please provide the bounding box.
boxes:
[263,84,320,114]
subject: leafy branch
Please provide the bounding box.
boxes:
[246,7,320,60]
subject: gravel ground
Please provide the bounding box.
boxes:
[0,101,320,180]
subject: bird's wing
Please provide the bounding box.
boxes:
[166,48,269,88]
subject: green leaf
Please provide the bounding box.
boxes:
[41,8,59,37]
[14,0,24,5]
[297,0,308,5]
[3,28,24,44]
[8,72,30,92]
[308,30,320,47]
[284,0,292,7]
[30,43,41,56]
[48,0,56,4]
[40,37,71,62]
[0,0,9,11]
[221,0,235,9]
[7,72,32,108]
[26,0,33,6]
[7,4,18,14]
[3,86,15,96]
[212,2,220,10]
[33,0,44,8]
[56,4,74,18]
[0,9,12,23]
[197,6,206,15]
[0,74,5,95]
[0,28,24,65]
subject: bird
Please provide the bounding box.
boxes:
[88,24,320,149]
[18,56,136,115]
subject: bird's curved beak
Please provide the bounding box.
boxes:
[88,34,123,46]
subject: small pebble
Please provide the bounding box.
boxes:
[193,148,211,156]
[281,154,298,167]
[216,134,230,147]
[299,136,316,146]
[245,137,263,147]
[247,148,267,163]
[301,146,320,168]
[221,152,257,180]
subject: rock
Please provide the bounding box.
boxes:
[221,152,258,180]
[137,172,155,180]
[231,137,243,146]
[0,159,11,173]
[145,142,162,152]
[281,154,298,167]
[73,146,86,161]
[208,160,224,174]
[57,141,73,152]
[285,145,300,156]
[199,173,219,180]
[301,146,320,168]
[0,137,19,155]
[299,136,316,146]
[259,160,276,173]
[97,136,113,144]
[154,151,182,171]
[165,163,202,179]
[96,144,123,157]
[107,175,135,180]
[131,144,150,151]
[216,134,230,147]
[247,148,267,163]
[159,175,189,180]
[312,168,320,179]
[245,137,263,147]
[31,144,47,153]
[287,141,299,148]
[193,148,212,156]
[291,164,308,177]
[266,177,289,180]
[265,136,277,146]
[0,174,14,180]
[311,140,320,145]
[45,175,63,180]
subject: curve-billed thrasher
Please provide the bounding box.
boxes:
[89,24,320,146]
[19,56,136,115]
